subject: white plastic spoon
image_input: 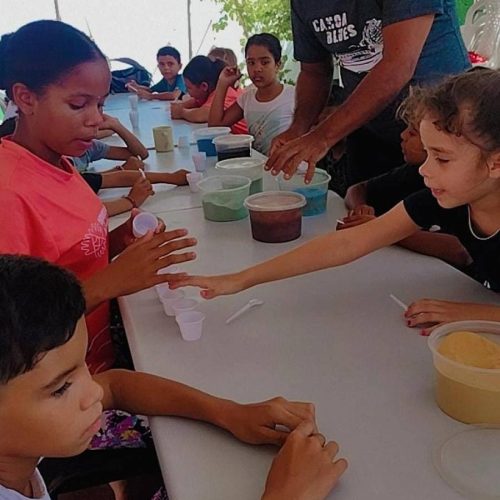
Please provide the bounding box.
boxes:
[225,299,264,324]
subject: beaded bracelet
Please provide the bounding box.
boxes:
[122,195,137,208]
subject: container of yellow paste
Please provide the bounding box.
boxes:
[428,321,500,424]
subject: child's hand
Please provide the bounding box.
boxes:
[219,66,242,87]
[99,114,121,131]
[125,80,138,91]
[122,156,144,170]
[263,420,347,500]
[405,299,494,336]
[136,87,152,100]
[169,169,189,186]
[168,272,245,299]
[171,102,184,119]
[128,177,154,207]
[337,213,375,230]
[104,229,197,298]
[222,397,316,446]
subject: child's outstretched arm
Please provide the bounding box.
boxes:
[100,114,149,160]
[95,369,316,446]
[208,67,244,127]
[171,203,419,299]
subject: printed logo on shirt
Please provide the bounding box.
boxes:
[81,207,108,258]
[311,13,383,73]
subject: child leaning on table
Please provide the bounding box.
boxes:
[126,45,186,101]
[208,33,295,155]
[170,55,248,134]
[73,113,188,216]
[0,20,198,374]
[171,70,500,336]
[0,254,347,500]
[341,96,471,271]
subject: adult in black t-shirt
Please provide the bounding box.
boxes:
[266,0,470,186]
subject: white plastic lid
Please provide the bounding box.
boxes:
[244,191,306,212]
[434,425,500,499]
[215,158,265,171]
[193,127,231,139]
[213,134,254,146]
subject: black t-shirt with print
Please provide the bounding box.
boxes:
[404,189,500,292]
[291,0,469,88]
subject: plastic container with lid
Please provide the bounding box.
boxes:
[428,320,500,424]
[215,158,264,195]
[213,134,254,161]
[197,175,251,222]
[277,168,331,216]
[244,191,306,243]
[193,127,231,157]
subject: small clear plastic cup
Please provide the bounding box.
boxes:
[129,94,139,109]
[161,290,186,316]
[171,298,198,316]
[178,135,190,148]
[176,311,205,341]
[192,152,207,172]
[132,212,158,237]
[186,172,202,192]
[157,287,184,302]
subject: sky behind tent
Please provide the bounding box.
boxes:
[1,0,244,76]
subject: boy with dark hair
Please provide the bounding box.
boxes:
[127,46,186,100]
[0,255,346,499]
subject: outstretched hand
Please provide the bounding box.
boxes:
[169,272,245,299]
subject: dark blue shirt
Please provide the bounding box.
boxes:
[291,0,470,85]
[150,74,186,93]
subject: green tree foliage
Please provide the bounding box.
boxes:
[210,0,292,42]
[456,0,474,24]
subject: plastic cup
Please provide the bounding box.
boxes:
[192,152,207,172]
[161,290,186,316]
[176,311,205,341]
[193,127,231,156]
[244,191,306,243]
[129,109,139,129]
[213,134,253,161]
[186,172,202,192]
[276,168,331,216]
[153,126,174,152]
[158,265,179,276]
[215,158,264,195]
[178,135,190,148]
[157,287,184,302]
[132,212,158,238]
[171,298,198,316]
[129,94,139,109]
[197,175,251,222]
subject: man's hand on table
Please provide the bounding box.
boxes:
[262,420,348,500]
[222,397,317,446]
[266,129,332,184]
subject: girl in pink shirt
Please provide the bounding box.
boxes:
[0,20,197,374]
[170,55,248,134]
